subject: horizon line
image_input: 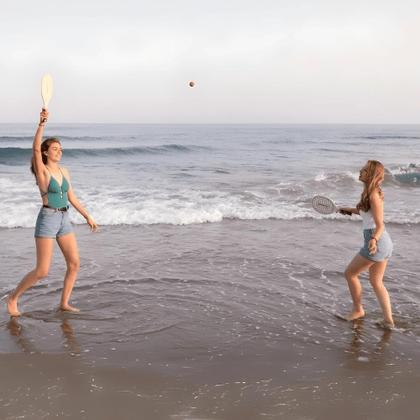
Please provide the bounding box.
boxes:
[1,121,420,126]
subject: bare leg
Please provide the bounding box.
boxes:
[57,233,80,312]
[7,238,54,316]
[343,254,375,320]
[369,260,394,328]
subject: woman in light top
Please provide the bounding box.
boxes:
[339,160,394,329]
[7,109,97,317]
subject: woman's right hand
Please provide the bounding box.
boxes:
[338,207,352,216]
[39,109,49,126]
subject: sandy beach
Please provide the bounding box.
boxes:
[1,219,419,419]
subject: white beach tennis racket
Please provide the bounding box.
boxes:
[41,73,53,110]
[312,195,352,215]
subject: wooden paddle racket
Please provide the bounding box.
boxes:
[41,74,53,122]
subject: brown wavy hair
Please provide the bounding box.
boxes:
[356,160,385,212]
[30,137,61,176]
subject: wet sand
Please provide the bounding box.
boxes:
[1,219,419,419]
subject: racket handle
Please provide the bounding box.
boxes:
[339,209,352,216]
[41,108,48,123]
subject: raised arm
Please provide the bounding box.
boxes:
[63,168,98,232]
[32,109,49,190]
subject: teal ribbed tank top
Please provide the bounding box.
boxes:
[44,169,69,208]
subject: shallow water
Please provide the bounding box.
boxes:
[1,123,419,418]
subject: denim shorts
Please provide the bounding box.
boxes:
[359,229,393,262]
[34,206,73,238]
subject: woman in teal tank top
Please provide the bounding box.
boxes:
[41,167,70,209]
[7,109,98,317]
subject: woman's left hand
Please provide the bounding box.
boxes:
[368,239,377,255]
[86,216,98,232]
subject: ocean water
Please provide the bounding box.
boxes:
[0,124,420,419]
[0,123,419,228]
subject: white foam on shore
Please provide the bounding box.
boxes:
[1,179,418,228]
[0,176,328,227]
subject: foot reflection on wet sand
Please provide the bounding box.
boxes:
[6,316,81,356]
[60,317,81,355]
[346,319,392,364]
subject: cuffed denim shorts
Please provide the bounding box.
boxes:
[359,228,393,262]
[34,206,73,238]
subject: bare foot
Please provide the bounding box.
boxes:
[343,309,365,321]
[7,296,21,317]
[59,304,80,313]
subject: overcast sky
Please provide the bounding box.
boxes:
[1,0,419,123]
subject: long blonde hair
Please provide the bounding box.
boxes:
[357,160,385,212]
